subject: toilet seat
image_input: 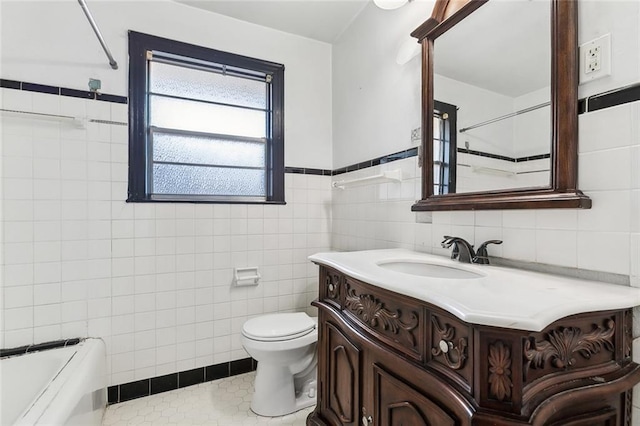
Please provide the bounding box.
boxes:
[242,313,316,342]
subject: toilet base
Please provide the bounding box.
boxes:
[250,363,317,417]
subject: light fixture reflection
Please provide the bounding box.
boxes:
[373,0,409,10]
[396,37,421,65]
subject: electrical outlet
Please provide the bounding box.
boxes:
[411,127,421,145]
[579,33,611,84]
[586,45,601,73]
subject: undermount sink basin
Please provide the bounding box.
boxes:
[377,260,484,279]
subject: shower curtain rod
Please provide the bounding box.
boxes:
[459,101,550,133]
[78,0,118,70]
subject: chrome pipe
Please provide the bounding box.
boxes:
[77,0,118,70]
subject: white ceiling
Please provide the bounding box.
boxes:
[174,0,369,43]
[435,1,550,98]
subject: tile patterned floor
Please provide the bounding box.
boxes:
[102,372,314,425]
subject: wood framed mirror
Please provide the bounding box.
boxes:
[410,0,591,211]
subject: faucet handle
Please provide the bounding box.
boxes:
[478,240,502,248]
[441,235,455,247]
[474,240,503,264]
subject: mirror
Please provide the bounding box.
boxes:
[434,1,550,194]
[410,0,591,211]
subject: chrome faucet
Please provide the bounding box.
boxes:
[441,236,502,265]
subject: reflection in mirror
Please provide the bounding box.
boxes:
[433,1,550,194]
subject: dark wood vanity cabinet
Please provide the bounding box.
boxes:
[307,266,640,426]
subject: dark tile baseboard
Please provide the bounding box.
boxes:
[108,358,258,404]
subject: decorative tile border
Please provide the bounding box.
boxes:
[0,338,81,358]
[284,167,332,176]
[578,82,640,114]
[457,148,551,163]
[108,358,257,404]
[0,78,127,104]
[332,147,418,176]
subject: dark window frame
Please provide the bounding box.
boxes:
[127,31,285,204]
[433,100,457,195]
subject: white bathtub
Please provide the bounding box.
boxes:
[0,338,106,426]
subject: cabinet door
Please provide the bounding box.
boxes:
[324,322,361,425]
[372,364,456,426]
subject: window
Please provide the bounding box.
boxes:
[433,100,457,195]
[128,31,285,203]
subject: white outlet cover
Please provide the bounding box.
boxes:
[579,33,611,84]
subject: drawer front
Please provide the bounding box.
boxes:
[343,277,424,362]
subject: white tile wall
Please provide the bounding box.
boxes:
[0,88,331,386]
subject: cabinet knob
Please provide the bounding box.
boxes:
[439,339,452,353]
[362,415,373,426]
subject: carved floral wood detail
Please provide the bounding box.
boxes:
[625,389,632,426]
[624,310,632,359]
[344,286,419,347]
[431,316,468,370]
[523,319,615,378]
[488,341,512,402]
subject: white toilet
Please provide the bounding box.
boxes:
[241,312,318,417]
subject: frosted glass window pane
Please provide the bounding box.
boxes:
[433,165,441,184]
[433,117,441,139]
[153,164,265,197]
[150,95,266,138]
[433,142,442,162]
[150,62,267,109]
[153,132,265,168]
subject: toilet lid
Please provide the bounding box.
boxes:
[242,313,316,341]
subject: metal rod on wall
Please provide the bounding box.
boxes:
[459,102,550,133]
[0,108,127,127]
[78,0,118,70]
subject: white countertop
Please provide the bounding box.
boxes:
[309,249,640,332]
